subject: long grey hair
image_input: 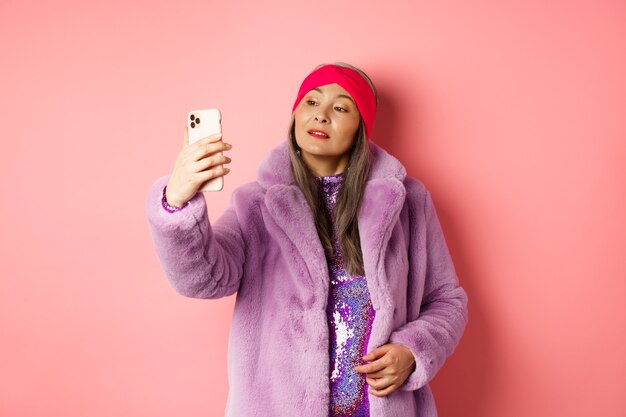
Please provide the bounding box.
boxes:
[287,62,379,276]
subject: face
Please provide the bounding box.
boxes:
[293,83,361,173]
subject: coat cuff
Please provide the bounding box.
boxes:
[145,175,206,233]
[388,328,434,391]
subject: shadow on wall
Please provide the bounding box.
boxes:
[373,79,493,417]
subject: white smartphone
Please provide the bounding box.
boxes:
[187,108,224,192]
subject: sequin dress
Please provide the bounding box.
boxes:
[316,172,376,417]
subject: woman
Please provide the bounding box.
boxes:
[145,63,469,417]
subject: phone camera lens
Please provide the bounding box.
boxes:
[190,122,196,128]
[195,117,201,124]
[190,114,195,121]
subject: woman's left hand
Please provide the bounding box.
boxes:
[354,343,416,397]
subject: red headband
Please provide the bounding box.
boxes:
[292,64,377,138]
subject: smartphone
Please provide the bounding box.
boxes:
[187,108,224,192]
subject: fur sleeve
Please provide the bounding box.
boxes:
[388,185,469,391]
[144,174,246,299]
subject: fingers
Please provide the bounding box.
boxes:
[367,380,399,397]
[193,153,232,171]
[366,373,406,397]
[362,344,392,362]
[363,368,386,379]
[359,346,416,398]
[189,139,232,163]
[198,132,223,144]
[366,375,393,391]
[355,346,392,374]
[190,149,232,187]
[183,130,223,150]
[354,356,387,374]
[196,164,231,184]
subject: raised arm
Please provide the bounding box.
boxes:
[145,174,246,299]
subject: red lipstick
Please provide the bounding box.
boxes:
[307,129,330,139]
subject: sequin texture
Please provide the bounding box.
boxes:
[316,172,376,417]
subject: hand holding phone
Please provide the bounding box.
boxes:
[165,109,232,208]
[186,109,225,192]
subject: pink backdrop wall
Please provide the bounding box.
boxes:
[1,1,625,416]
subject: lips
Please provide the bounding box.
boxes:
[307,129,330,139]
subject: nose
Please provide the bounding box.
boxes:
[314,106,329,123]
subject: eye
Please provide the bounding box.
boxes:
[334,106,348,113]
[306,99,318,106]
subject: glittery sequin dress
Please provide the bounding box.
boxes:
[316,172,376,417]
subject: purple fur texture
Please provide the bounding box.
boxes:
[145,140,469,416]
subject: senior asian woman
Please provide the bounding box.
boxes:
[145,62,469,417]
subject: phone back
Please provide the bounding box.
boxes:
[187,108,224,192]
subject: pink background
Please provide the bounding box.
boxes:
[1,1,625,416]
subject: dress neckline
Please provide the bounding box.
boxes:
[315,172,345,196]
[315,172,345,180]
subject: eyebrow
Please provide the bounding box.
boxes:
[312,87,355,104]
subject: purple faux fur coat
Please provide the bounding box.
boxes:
[145,139,468,417]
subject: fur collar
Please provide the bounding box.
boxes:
[257,140,406,187]
[257,139,408,318]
